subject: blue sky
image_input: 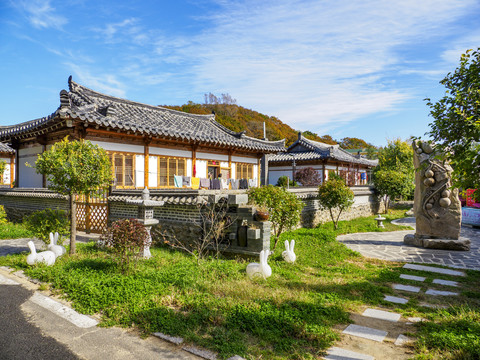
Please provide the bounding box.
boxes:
[1,0,480,147]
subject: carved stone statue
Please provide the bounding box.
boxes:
[404,140,470,250]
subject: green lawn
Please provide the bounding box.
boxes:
[0,222,33,240]
[0,213,478,359]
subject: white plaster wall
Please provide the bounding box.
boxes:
[18,156,42,187]
[150,147,192,158]
[135,155,144,188]
[90,140,144,154]
[187,159,193,177]
[231,155,257,164]
[268,169,292,185]
[253,165,259,186]
[148,156,158,188]
[196,160,207,178]
[197,152,228,161]
[231,164,236,179]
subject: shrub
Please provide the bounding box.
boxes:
[0,205,7,225]
[101,219,150,274]
[276,176,297,188]
[294,167,321,186]
[24,209,70,244]
[248,185,304,249]
[318,178,354,230]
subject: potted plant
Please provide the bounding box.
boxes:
[254,205,270,221]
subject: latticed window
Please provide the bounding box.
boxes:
[109,153,135,188]
[236,163,254,179]
[157,156,187,187]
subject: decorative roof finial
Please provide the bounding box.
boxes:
[59,90,70,108]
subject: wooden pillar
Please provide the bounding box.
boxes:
[257,156,261,186]
[144,140,149,189]
[192,145,197,177]
[9,154,14,187]
[322,161,326,183]
[42,144,47,188]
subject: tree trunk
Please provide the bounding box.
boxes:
[70,193,76,255]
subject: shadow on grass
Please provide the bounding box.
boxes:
[135,296,348,359]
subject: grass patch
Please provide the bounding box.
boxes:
[317,209,412,234]
[0,222,33,240]
[0,212,478,360]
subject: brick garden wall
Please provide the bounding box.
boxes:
[0,189,69,222]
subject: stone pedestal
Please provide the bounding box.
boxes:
[404,141,469,251]
[126,188,164,258]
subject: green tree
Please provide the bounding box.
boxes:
[339,137,374,149]
[248,185,304,249]
[0,160,6,184]
[317,178,355,230]
[426,48,480,197]
[373,169,411,213]
[34,137,113,254]
[374,138,415,204]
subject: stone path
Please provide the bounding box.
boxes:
[323,262,467,360]
[337,218,480,270]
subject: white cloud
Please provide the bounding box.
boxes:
[14,0,67,30]
[66,63,127,98]
[167,0,478,133]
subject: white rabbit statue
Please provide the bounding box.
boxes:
[282,240,296,263]
[47,232,66,258]
[26,241,56,266]
[246,250,272,280]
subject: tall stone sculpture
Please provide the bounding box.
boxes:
[404,141,470,250]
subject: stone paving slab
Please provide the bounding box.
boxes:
[362,308,400,322]
[425,289,459,296]
[324,347,374,360]
[400,274,426,282]
[384,295,409,304]
[406,317,425,323]
[343,324,387,342]
[432,279,458,287]
[394,334,411,346]
[403,264,466,276]
[337,221,480,271]
[0,273,20,285]
[392,284,421,293]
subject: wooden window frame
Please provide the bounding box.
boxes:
[155,156,188,188]
[235,162,254,180]
[108,152,137,189]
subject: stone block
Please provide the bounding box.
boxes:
[384,295,409,304]
[403,263,465,276]
[400,274,426,282]
[247,228,260,240]
[432,279,458,287]
[228,194,248,206]
[425,289,459,296]
[324,347,374,360]
[423,238,471,251]
[392,284,421,293]
[362,308,400,322]
[342,324,387,342]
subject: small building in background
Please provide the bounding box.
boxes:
[0,143,15,187]
[268,132,377,186]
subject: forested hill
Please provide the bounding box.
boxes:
[162,101,337,147]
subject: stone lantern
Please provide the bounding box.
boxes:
[126,188,164,258]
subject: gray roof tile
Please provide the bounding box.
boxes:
[0,77,285,153]
[269,133,377,167]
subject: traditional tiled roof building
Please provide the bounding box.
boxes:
[268,132,377,186]
[0,76,285,189]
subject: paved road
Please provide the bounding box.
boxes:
[337,218,480,270]
[0,284,79,360]
[0,268,201,360]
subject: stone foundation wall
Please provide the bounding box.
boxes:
[0,189,69,222]
[288,186,384,228]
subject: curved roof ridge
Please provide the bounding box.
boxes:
[69,77,215,120]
